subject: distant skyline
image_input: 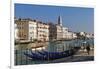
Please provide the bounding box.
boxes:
[15,3,94,33]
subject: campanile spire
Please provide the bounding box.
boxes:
[58,16,62,26]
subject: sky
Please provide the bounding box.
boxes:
[15,3,94,33]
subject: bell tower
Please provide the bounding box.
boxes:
[58,16,62,26]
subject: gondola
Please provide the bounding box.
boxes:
[37,50,71,59]
[24,49,75,60]
[24,51,48,60]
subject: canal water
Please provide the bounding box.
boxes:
[15,39,94,65]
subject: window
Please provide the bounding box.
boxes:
[30,27,34,29]
[30,32,34,34]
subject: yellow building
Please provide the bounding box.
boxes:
[15,19,37,41]
[56,24,63,40]
[37,21,49,41]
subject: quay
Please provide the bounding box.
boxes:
[49,49,94,63]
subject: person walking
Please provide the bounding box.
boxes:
[86,44,90,55]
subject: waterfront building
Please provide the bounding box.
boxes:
[14,17,19,40]
[86,33,94,38]
[62,27,75,40]
[66,31,73,39]
[56,16,63,40]
[80,32,86,36]
[56,24,63,40]
[15,18,50,42]
[28,19,37,41]
[15,18,37,41]
[62,27,69,40]
[72,32,77,39]
[37,21,49,41]
[15,23,19,40]
[15,16,77,42]
[48,23,57,41]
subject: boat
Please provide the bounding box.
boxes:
[37,50,73,59]
[24,51,47,60]
[24,48,76,60]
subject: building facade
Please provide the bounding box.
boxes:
[15,23,19,40]
[15,19,37,41]
[48,23,57,41]
[72,32,77,39]
[62,27,69,39]
[66,31,73,39]
[28,20,37,41]
[15,19,29,40]
[86,33,94,38]
[56,16,63,40]
[80,32,86,36]
[15,16,78,42]
[37,21,49,41]
[56,24,63,40]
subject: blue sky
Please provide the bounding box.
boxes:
[15,4,94,33]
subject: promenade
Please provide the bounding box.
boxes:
[49,50,94,63]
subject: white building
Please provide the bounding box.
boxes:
[67,31,73,39]
[15,19,38,41]
[15,23,19,40]
[28,20,37,41]
[86,33,94,38]
[72,33,77,39]
[56,24,63,40]
[80,32,86,36]
[62,27,68,39]
[56,16,63,40]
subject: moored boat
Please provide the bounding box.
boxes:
[24,48,76,60]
